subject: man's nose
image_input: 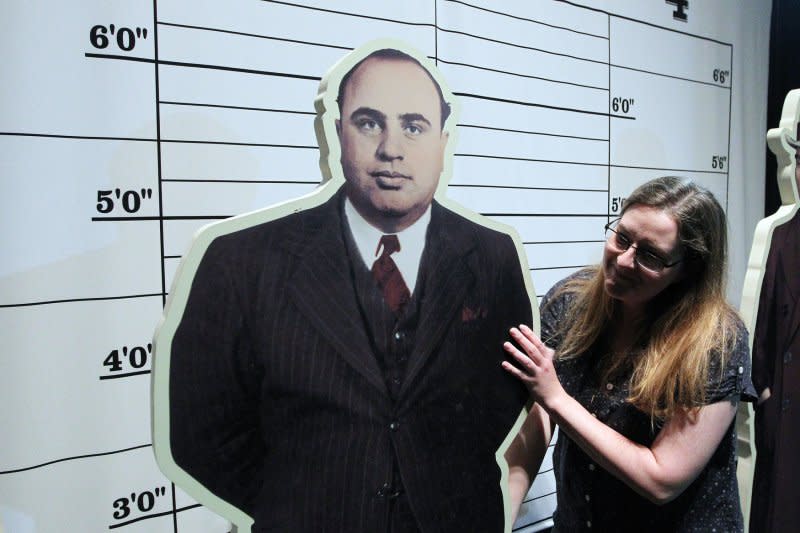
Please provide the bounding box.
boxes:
[616,246,637,269]
[377,127,404,161]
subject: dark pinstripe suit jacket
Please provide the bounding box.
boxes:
[169,189,531,532]
[751,212,800,533]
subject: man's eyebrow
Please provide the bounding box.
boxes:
[399,113,431,126]
[349,107,386,123]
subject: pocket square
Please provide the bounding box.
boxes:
[461,305,487,322]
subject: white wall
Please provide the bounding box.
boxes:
[0,1,770,531]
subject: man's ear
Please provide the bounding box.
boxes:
[438,130,449,167]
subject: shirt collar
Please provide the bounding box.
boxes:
[343,197,430,294]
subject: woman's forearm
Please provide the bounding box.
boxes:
[504,403,553,522]
[543,392,736,504]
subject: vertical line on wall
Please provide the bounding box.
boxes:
[151,0,179,530]
[607,13,612,221]
[434,0,439,64]
[152,5,166,309]
[725,45,733,212]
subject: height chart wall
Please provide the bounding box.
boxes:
[0,1,769,533]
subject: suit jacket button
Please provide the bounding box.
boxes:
[784,351,793,364]
[389,421,399,431]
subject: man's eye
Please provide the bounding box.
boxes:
[616,232,631,248]
[356,119,381,132]
[405,123,423,135]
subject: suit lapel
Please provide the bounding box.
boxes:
[400,204,476,398]
[285,191,388,396]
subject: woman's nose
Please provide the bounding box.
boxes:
[616,246,637,269]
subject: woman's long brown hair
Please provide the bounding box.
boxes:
[547,176,740,423]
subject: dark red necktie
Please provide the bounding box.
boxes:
[371,235,411,314]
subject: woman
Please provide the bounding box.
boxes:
[503,176,756,532]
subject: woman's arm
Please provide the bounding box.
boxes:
[503,325,737,505]
[504,402,554,523]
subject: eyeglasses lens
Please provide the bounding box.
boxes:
[605,223,665,273]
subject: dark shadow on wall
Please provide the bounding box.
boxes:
[765,0,800,215]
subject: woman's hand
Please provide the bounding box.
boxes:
[758,387,771,405]
[502,324,566,411]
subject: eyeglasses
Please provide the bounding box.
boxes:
[604,220,683,273]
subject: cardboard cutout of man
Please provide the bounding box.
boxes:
[750,95,800,533]
[153,41,536,532]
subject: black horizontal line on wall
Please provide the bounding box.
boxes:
[513,515,555,532]
[532,264,593,271]
[611,62,730,89]
[436,58,607,91]
[162,178,318,184]
[108,504,202,529]
[159,58,321,80]
[160,100,316,115]
[438,26,608,66]
[484,213,610,217]
[448,184,606,192]
[0,131,154,142]
[555,0,733,47]
[612,163,727,175]
[83,52,154,64]
[458,123,607,142]
[0,444,152,475]
[263,0,434,27]
[455,153,609,166]
[523,240,605,245]
[454,92,635,119]
[0,293,163,309]
[91,215,229,221]
[446,0,608,40]
[99,370,151,380]
[86,52,323,81]
[158,21,352,51]
[160,139,318,148]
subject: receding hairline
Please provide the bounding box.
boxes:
[336,49,451,128]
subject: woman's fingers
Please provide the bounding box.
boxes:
[501,360,528,381]
[503,324,554,385]
[510,326,546,364]
[509,327,536,356]
[519,324,555,361]
[503,341,537,373]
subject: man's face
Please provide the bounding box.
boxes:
[336,57,448,233]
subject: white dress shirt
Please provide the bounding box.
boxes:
[343,198,430,294]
